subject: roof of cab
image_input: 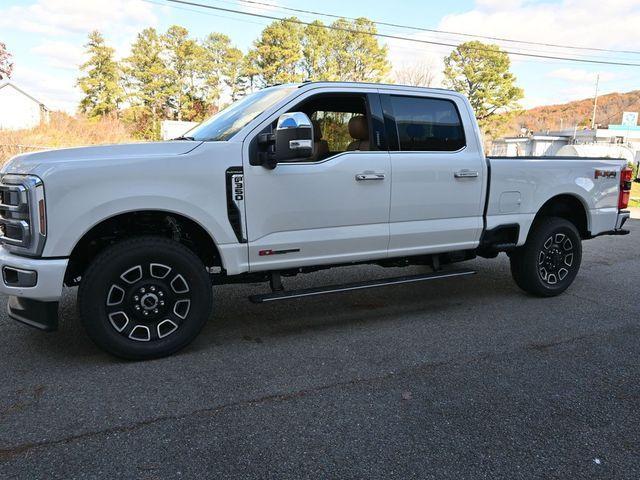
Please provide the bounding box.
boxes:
[292,80,467,100]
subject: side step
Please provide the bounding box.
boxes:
[249,268,476,304]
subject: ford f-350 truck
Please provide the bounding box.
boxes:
[0,82,632,359]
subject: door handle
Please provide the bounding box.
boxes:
[454,169,479,179]
[355,173,386,181]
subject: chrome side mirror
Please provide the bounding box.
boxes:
[274,112,314,162]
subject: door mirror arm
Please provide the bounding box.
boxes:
[256,133,278,169]
[253,112,314,169]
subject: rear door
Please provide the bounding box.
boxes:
[381,92,485,256]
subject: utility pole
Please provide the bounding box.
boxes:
[591,73,600,130]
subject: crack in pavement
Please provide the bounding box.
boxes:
[1,323,634,463]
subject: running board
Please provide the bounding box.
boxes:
[249,268,477,304]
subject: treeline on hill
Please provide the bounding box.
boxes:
[78,18,390,139]
[505,90,640,134]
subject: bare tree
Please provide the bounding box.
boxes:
[0,41,13,80]
[392,61,435,87]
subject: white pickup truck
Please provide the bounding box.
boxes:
[0,82,632,359]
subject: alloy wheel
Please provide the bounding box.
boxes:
[105,263,192,342]
[537,233,575,286]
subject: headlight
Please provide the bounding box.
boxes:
[0,174,47,256]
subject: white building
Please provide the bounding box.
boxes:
[160,120,199,141]
[492,118,640,165]
[491,133,568,157]
[0,82,50,131]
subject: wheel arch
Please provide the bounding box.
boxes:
[529,194,590,240]
[65,210,222,285]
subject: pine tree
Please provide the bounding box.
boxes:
[250,18,303,86]
[162,25,208,121]
[444,41,524,136]
[202,33,245,108]
[250,17,390,86]
[77,31,123,118]
[122,28,174,138]
[330,18,390,82]
[301,20,334,80]
[240,49,261,94]
[224,46,246,102]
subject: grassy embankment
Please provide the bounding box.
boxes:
[0,112,134,163]
[630,181,640,208]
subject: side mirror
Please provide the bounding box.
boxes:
[274,112,313,162]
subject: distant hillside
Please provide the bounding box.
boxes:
[507,90,640,134]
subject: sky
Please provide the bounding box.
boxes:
[1,0,640,120]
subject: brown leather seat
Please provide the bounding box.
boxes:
[312,120,329,161]
[346,115,370,151]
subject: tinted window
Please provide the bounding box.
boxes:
[388,96,465,152]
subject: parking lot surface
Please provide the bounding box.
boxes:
[1,220,639,479]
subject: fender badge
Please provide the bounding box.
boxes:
[594,169,616,179]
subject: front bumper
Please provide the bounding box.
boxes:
[0,247,68,301]
[0,247,68,331]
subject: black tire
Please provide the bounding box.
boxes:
[510,217,582,297]
[78,236,213,360]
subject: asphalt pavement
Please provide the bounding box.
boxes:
[1,220,639,479]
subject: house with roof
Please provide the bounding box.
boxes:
[0,82,50,130]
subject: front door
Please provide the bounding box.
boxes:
[243,91,391,272]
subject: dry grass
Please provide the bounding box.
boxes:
[630,181,640,207]
[0,112,136,163]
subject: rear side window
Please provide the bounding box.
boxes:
[387,95,465,152]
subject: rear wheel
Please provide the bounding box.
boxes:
[510,217,582,297]
[78,236,213,360]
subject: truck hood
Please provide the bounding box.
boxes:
[1,141,203,175]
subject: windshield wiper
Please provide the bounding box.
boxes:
[174,136,196,141]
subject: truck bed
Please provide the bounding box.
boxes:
[485,155,626,244]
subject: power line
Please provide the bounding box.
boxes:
[230,0,640,56]
[173,0,625,63]
[152,0,632,69]
[207,0,634,62]
[143,0,269,27]
[161,0,640,67]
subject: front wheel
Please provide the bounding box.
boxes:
[510,217,582,297]
[78,236,213,360]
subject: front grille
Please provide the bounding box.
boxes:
[0,183,31,247]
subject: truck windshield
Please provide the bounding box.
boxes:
[184,85,298,141]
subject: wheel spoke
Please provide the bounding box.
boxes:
[538,251,546,265]
[170,274,190,294]
[539,267,548,280]
[106,284,125,306]
[120,265,143,284]
[108,311,129,332]
[543,237,553,250]
[128,324,151,342]
[150,263,171,279]
[554,233,565,244]
[564,253,574,267]
[558,268,568,280]
[173,299,191,320]
[157,319,179,338]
